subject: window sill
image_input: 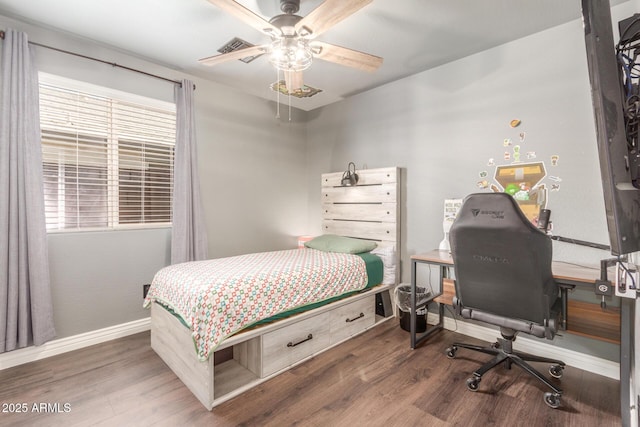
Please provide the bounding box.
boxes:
[46,223,172,234]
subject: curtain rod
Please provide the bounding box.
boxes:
[0,30,194,89]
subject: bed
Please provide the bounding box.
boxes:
[145,166,400,410]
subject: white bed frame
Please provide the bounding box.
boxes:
[150,166,400,409]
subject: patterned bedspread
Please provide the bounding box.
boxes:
[143,248,368,361]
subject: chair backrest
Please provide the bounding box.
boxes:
[449,193,558,325]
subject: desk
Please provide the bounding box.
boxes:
[409,250,621,349]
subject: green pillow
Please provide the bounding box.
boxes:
[304,234,377,254]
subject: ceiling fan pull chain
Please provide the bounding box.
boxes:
[276,68,281,119]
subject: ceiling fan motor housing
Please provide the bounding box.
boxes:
[280,0,300,15]
[269,13,303,36]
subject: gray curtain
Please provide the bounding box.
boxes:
[0,29,56,352]
[171,79,208,264]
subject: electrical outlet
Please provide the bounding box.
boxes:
[143,283,151,299]
[615,262,639,299]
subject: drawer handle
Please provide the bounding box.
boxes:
[345,312,365,323]
[287,334,313,348]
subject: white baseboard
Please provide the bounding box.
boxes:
[0,317,151,371]
[427,312,620,380]
[1,314,620,381]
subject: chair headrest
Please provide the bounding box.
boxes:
[453,192,541,233]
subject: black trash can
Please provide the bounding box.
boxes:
[395,285,429,333]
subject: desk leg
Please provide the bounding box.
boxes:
[410,260,445,349]
[436,265,447,329]
[410,259,417,349]
[561,287,568,330]
[619,298,634,427]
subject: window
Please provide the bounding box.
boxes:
[39,74,176,232]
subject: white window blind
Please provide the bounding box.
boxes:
[39,76,176,232]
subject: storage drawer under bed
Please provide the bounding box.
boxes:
[260,295,375,377]
[261,310,332,376]
[329,294,375,344]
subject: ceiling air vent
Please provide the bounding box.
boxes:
[217,37,263,63]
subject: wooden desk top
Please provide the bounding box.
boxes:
[413,250,619,344]
[411,249,601,285]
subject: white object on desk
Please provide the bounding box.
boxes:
[439,219,452,252]
[439,199,462,252]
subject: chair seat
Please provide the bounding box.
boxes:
[457,298,561,339]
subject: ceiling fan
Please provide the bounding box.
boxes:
[199,0,383,93]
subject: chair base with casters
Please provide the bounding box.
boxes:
[445,327,565,409]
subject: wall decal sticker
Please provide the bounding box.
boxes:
[519,132,526,142]
[474,118,566,227]
[513,145,521,163]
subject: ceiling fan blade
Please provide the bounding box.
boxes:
[206,0,281,36]
[312,41,382,72]
[284,71,304,92]
[199,45,268,66]
[295,0,372,38]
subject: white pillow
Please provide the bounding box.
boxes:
[371,245,397,285]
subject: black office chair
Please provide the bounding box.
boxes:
[445,193,565,409]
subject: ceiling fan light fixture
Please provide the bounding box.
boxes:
[269,37,313,72]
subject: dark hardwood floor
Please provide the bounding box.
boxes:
[0,320,620,426]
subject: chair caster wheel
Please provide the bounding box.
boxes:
[544,392,561,409]
[445,346,457,359]
[549,364,564,379]
[466,377,480,392]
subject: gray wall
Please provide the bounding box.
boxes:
[1,14,309,338]
[304,3,634,362]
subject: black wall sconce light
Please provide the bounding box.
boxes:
[341,162,359,186]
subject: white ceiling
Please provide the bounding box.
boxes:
[0,0,630,111]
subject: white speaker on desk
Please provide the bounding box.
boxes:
[439,219,453,252]
[439,199,462,252]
